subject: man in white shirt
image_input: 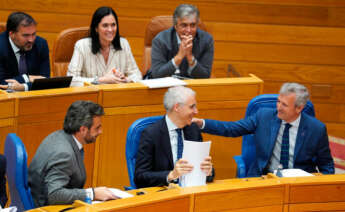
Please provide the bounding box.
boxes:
[28,101,117,207]
[0,12,50,91]
[193,82,334,176]
[134,86,213,188]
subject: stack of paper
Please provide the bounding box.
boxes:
[140,77,186,88]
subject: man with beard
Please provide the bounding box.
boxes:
[0,12,50,91]
[28,101,117,207]
[148,4,214,79]
[193,83,334,177]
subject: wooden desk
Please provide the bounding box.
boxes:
[8,86,99,187]
[94,75,263,188]
[0,76,263,189]
[28,174,345,212]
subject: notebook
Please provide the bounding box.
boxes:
[30,76,73,90]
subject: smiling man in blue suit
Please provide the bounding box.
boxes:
[0,12,50,91]
[193,82,334,177]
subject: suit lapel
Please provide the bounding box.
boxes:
[6,36,20,74]
[294,114,307,162]
[65,132,86,179]
[268,116,282,156]
[160,117,174,167]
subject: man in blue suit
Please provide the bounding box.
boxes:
[0,12,50,91]
[193,83,334,177]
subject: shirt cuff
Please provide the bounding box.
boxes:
[22,74,29,83]
[171,58,178,69]
[24,83,28,91]
[201,119,205,129]
[187,59,197,76]
[86,188,94,200]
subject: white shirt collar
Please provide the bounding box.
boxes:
[8,35,21,54]
[72,135,83,150]
[166,114,179,132]
[176,32,181,45]
[282,114,301,128]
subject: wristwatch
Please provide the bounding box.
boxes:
[91,77,99,85]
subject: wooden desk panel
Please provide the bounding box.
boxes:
[0,96,16,154]
[28,174,345,212]
[96,76,263,188]
[11,87,99,188]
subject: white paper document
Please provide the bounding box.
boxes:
[180,140,211,187]
[139,77,186,88]
[92,188,134,204]
[275,169,314,177]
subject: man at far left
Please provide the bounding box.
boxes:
[0,12,50,91]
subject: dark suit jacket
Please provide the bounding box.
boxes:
[134,116,213,188]
[150,27,214,79]
[0,154,7,208]
[0,31,50,88]
[28,130,87,207]
[203,108,335,177]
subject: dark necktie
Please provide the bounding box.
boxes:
[18,51,27,75]
[280,123,291,169]
[80,148,85,161]
[176,129,183,160]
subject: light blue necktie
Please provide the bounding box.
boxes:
[280,123,291,169]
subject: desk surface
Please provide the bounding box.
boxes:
[28,174,345,212]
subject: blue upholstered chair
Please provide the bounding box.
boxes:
[233,94,315,178]
[4,133,34,211]
[125,115,163,190]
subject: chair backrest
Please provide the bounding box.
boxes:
[241,94,315,176]
[125,115,163,189]
[142,16,207,75]
[52,27,89,77]
[4,133,34,211]
[0,22,6,33]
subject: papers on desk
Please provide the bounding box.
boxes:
[274,169,314,177]
[92,188,134,204]
[180,140,211,188]
[139,77,186,88]
[0,207,17,212]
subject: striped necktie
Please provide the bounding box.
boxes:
[280,123,291,169]
[176,129,183,160]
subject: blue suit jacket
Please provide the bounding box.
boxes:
[0,31,50,88]
[134,116,214,188]
[150,27,214,79]
[203,108,334,177]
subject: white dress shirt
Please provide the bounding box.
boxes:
[8,37,29,91]
[67,37,142,83]
[268,115,301,172]
[165,115,185,165]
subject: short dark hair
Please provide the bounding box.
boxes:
[90,6,122,54]
[6,12,37,32]
[63,100,104,134]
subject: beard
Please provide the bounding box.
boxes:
[84,133,97,144]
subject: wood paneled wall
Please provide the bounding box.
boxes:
[1,0,345,175]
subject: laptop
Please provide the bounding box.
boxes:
[30,76,73,91]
